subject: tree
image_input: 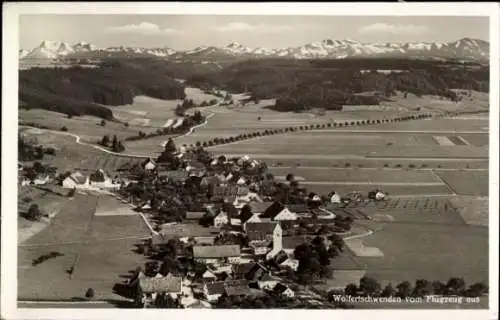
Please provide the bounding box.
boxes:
[396,281,412,298]
[285,173,295,182]
[67,188,76,197]
[100,119,106,126]
[240,204,253,224]
[164,138,177,153]
[446,277,466,295]
[101,135,110,146]
[85,288,95,300]
[359,276,381,296]
[27,204,42,220]
[466,282,488,297]
[381,283,396,297]
[60,126,68,132]
[345,283,358,296]
[112,135,118,150]
[412,279,434,297]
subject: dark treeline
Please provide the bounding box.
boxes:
[19,58,186,119]
[186,57,489,112]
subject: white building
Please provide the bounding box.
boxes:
[214,211,229,228]
[62,172,89,189]
[274,207,298,221]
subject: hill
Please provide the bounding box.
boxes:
[19,59,186,119]
[185,58,489,112]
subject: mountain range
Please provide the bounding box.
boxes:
[19,38,489,62]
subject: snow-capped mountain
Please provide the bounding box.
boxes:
[19,37,489,62]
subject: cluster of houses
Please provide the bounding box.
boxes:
[118,148,348,308]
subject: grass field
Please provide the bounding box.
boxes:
[449,197,488,227]
[436,171,489,196]
[19,131,144,174]
[269,167,441,183]
[18,194,150,301]
[303,184,453,196]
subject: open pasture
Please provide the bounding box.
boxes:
[436,170,489,196]
[20,130,143,173]
[359,222,488,286]
[449,196,488,227]
[255,156,488,170]
[302,183,453,196]
[361,197,468,225]
[20,109,144,143]
[268,167,441,183]
[112,95,180,128]
[18,194,150,301]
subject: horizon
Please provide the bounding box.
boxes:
[19,15,489,50]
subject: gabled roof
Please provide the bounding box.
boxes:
[139,275,182,293]
[66,172,87,184]
[274,282,291,294]
[193,244,240,258]
[287,204,310,213]
[232,262,257,275]
[282,236,308,250]
[205,281,226,295]
[249,201,274,214]
[157,170,188,181]
[261,201,285,219]
[246,222,279,241]
[185,211,206,220]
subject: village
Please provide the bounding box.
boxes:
[18,135,391,309]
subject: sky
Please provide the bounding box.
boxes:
[19,15,490,50]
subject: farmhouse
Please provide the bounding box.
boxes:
[282,236,308,255]
[202,269,217,282]
[62,171,89,189]
[142,158,157,171]
[258,273,280,290]
[274,283,295,297]
[213,211,229,228]
[204,281,225,302]
[134,274,183,308]
[279,256,299,271]
[185,211,206,220]
[274,207,298,221]
[193,245,241,264]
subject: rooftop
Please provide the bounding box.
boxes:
[193,244,241,258]
[139,275,182,293]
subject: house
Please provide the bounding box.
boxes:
[287,204,310,215]
[88,169,120,189]
[246,222,283,257]
[248,201,273,215]
[260,201,285,220]
[142,158,157,171]
[258,273,280,290]
[246,222,281,243]
[214,211,228,228]
[231,262,257,279]
[274,283,295,297]
[193,245,241,264]
[330,193,341,204]
[185,211,206,220]
[194,236,216,245]
[274,207,298,221]
[202,269,217,282]
[204,281,226,302]
[279,257,299,271]
[62,171,89,189]
[236,177,247,185]
[282,236,308,255]
[33,174,50,185]
[157,170,188,183]
[225,280,253,297]
[135,274,183,308]
[242,213,262,229]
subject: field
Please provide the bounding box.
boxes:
[18,194,150,301]
[19,130,144,174]
[325,197,488,303]
[436,171,489,196]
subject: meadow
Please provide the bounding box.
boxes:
[18,194,150,301]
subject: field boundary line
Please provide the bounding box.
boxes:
[431,170,459,196]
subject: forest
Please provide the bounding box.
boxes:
[186,57,489,112]
[19,59,186,119]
